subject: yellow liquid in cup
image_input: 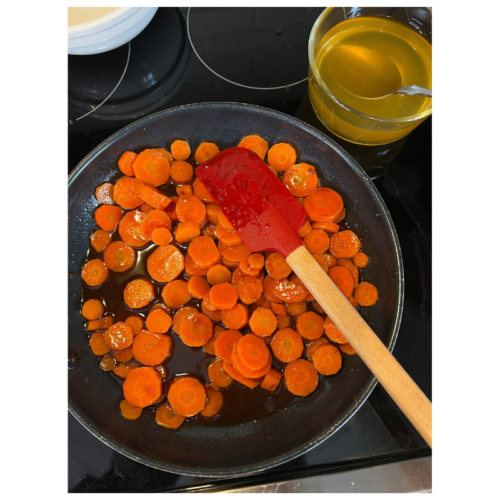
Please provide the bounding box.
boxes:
[309,16,432,145]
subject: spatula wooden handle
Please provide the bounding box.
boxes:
[287,245,432,448]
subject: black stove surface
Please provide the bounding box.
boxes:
[68,8,431,492]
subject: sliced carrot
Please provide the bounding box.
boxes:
[348,295,358,308]
[193,177,215,203]
[236,276,263,305]
[187,236,220,271]
[179,312,213,347]
[340,343,357,355]
[176,184,193,198]
[162,280,191,309]
[152,227,173,246]
[146,309,173,333]
[295,311,324,340]
[333,208,346,224]
[172,306,197,335]
[286,300,307,317]
[328,266,354,297]
[217,212,234,231]
[263,275,282,303]
[354,282,379,306]
[271,328,303,363]
[89,331,110,356]
[338,260,359,288]
[170,160,194,184]
[206,203,221,224]
[221,303,249,330]
[306,337,331,360]
[222,361,262,389]
[103,241,136,272]
[207,264,231,285]
[81,299,104,320]
[119,210,148,248]
[147,245,184,283]
[261,368,282,392]
[125,315,144,336]
[312,253,329,273]
[184,254,208,277]
[218,241,252,264]
[175,195,207,225]
[254,293,270,309]
[201,298,221,322]
[114,176,143,209]
[304,187,344,223]
[170,140,191,161]
[165,195,179,223]
[90,229,112,253]
[86,319,101,331]
[155,404,185,429]
[248,253,265,271]
[112,347,133,363]
[154,148,173,164]
[203,325,225,356]
[321,253,338,268]
[133,149,171,186]
[140,210,172,242]
[298,220,312,238]
[118,151,137,177]
[133,330,172,365]
[104,322,134,350]
[168,376,206,417]
[207,359,233,388]
[216,224,242,246]
[233,348,271,379]
[234,334,270,371]
[265,252,292,280]
[208,283,238,310]
[304,229,330,254]
[187,275,210,299]
[214,329,242,362]
[95,205,123,231]
[353,252,369,269]
[120,399,143,420]
[175,221,200,244]
[123,278,155,309]
[288,273,313,301]
[270,302,287,316]
[231,266,245,286]
[200,385,223,417]
[249,308,277,337]
[100,316,114,329]
[195,142,220,164]
[137,182,171,210]
[312,344,342,375]
[267,142,297,171]
[81,259,108,287]
[100,355,117,371]
[277,315,291,330]
[238,257,260,277]
[312,221,340,233]
[238,135,269,160]
[330,230,361,259]
[123,366,162,408]
[284,359,318,396]
[113,362,137,379]
[324,317,347,344]
[274,278,308,303]
[283,163,318,197]
[95,182,115,205]
[140,202,156,213]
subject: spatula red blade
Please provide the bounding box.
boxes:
[196,147,306,257]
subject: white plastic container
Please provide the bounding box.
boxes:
[68,7,158,55]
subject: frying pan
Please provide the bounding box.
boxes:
[68,102,403,477]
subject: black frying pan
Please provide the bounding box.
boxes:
[68,102,403,477]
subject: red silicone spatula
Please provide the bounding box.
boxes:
[196,147,432,448]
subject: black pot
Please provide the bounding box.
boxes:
[68,102,403,477]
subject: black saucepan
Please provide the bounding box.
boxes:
[68,102,403,477]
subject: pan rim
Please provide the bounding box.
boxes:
[68,101,404,478]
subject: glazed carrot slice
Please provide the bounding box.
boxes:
[168,376,206,417]
[125,315,144,336]
[200,385,224,417]
[324,317,347,344]
[89,331,110,356]
[114,176,143,209]
[195,142,220,164]
[187,275,210,299]
[179,312,213,347]
[298,220,312,238]
[333,208,346,224]
[340,342,357,355]
[193,177,215,203]
[218,242,252,265]
[203,325,225,355]
[81,259,108,287]
[330,230,361,259]
[170,160,194,184]
[104,322,134,350]
[277,315,291,330]
[170,140,191,161]
[103,241,136,272]
[184,254,209,277]
[175,221,200,244]
[312,221,340,234]
[304,229,330,254]
[119,210,149,248]
[123,278,155,309]
[133,330,172,365]
[113,362,137,379]
[137,182,171,210]
[354,282,379,306]
[206,203,221,224]
[90,229,112,253]
[207,264,232,285]
[154,148,173,164]
[265,252,292,280]
[146,309,173,333]
[172,306,197,335]
[95,182,115,205]
[288,273,313,301]
[239,257,260,277]
[147,245,184,283]
[187,236,220,270]
[133,149,171,186]
[284,359,318,396]
[286,300,307,317]
[249,307,277,337]
[321,253,338,268]
[207,359,233,388]
[175,195,207,225]
[237,135,269,160]
[201,296,221,322]
[306,337,331,360]
[328,266,355,297]
[231,266,245,286]
[123,366,162,408]
[236,276,263,305]
[162,280,191,309]
[261,368,282,392]
[86,319,101,331]
[216,224,243,246]
[312,344,342,375]
[176,184,193,198]
[295,311,324,340]
[273,279,308,303]
[118,151,138,177]
[234,334,270,371]
[267,143,297,172]
[233,348,271,379]
[120,399,143,420]
[262,275,283,303]
[283,163,318,197]
[155,404,185,429]
[112,346,134,363]
[270,302,287,316]
[352,251,369,269]
[337,260,359,288]
[312,254,329,273]
[140,210,172,241]
[100,316,114,330]
[222,361,262,389]
[209,282,238,310]
[248,253,265,271]
[214,329,242,362]
[304,187,344,223]
[221,303,249,330]
[140,202,156,213]
[81,299,104,320]
[271,328,304,363]
[152,227,173,246]
[348,295,359,308]
[95,205,123,231]
[217,212,234,231]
